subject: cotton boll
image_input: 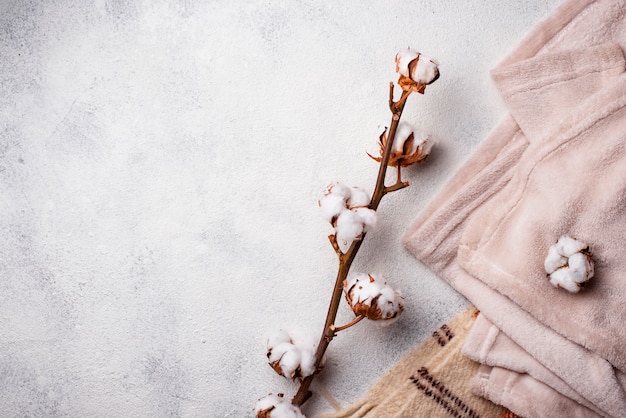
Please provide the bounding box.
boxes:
[395,47,439,93]
[347,186,370,208]
[254,393,306,418]
[266,329,320,380]
[343,273,405,323]
[544,235,593,293]
[369,120,433,168]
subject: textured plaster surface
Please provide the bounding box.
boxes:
[0,1,561,416]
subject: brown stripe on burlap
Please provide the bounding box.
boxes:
[432,323,455,347]
[410,367,481,418]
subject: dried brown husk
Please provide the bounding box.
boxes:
[398,73,427,93]
[256,407,273,418]
[368,130,430,167]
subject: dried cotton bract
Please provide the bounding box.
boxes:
[544,235,594,293]
[318,182,378,252]
[395,47,440,93]
[369,122,433,167]
[254,393,305,418]
[266,329,321,380]
[343,273,404,324]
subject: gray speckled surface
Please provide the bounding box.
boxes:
[0,1,561,416]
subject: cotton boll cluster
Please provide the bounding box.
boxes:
[266,329,322,380]
[318,182,377,252]
[544,235,594,293]
[395,47,440,93]
[254,393,305,418]
[343,273,404,324]
[370,122,433,168]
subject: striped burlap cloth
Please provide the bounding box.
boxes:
[318,307,515,418]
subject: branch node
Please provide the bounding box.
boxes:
[383,181,409,195]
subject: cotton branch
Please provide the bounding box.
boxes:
[291,83,417,408]
[255,47,439,417]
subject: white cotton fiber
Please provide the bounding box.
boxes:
[318,193,347,223]
[346,186,370,208]
[395,47,419,78]
[335,210,364,250]
[544,235,593,293]
[412,55,439,84]
[353,207,378,232]
[254,393,305,418]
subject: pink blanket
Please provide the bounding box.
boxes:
[404,0,626,416]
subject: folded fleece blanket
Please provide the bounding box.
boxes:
[404,0,626,416]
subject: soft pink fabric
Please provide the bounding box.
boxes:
[404,0,626,416]
[463,314,606,416]
[470,364,600,418]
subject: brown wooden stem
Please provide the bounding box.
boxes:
[292,84,412,407]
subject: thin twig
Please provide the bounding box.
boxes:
[331,315,366,333]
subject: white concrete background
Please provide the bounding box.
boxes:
[0,1,561,416]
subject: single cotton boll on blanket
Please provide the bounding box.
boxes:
[544,235,594,293]
[254,393,305,418]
